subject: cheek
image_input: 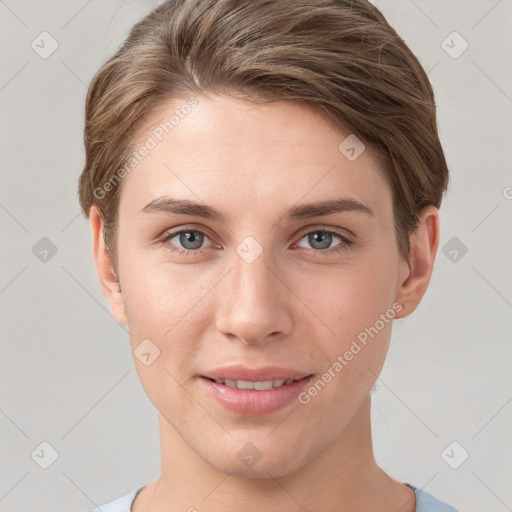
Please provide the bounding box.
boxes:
[298,256,398,333]
[291,256,398,390]
[122,258,208,326]
[294,268,396,416]
[122,263,210,414]
[121,261,217,374]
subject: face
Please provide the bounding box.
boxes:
[100,94,413,478]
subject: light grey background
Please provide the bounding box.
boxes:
[1,1,511,511]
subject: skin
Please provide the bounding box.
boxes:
[90,94,439,512]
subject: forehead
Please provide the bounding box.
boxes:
[120,94,392,221]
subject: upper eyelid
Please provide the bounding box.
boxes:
[295,225,351,239]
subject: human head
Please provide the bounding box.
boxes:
[78,0,448,481]
[78,0,449,276]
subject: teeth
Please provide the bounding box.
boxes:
[254,380,276,390]
[236,379,256,390]
[215,378,295,390]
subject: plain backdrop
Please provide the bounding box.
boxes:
[1,1,511,511]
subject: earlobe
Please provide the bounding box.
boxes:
[89,205,128,326]
[394,206,440,319]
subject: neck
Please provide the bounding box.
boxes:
[133,394,415,512]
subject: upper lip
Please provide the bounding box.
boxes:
[201,365,312,382]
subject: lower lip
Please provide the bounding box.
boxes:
[198,375,314,416]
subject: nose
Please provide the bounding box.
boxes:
[215,244,293,345]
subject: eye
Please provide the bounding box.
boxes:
[159,228,213,256]
[295,229,352,253]
[158,226,353,257]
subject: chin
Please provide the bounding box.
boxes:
[202,437,310,479]
[213,456,302,480]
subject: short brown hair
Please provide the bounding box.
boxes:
[78,0,449,270]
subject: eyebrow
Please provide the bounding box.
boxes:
[138,196,374,222]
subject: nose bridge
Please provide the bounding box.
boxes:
[215,237,291,343]
[233,241,275,304]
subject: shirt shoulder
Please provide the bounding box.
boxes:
[406,483,460,512]
[86,483,459,512]
[85,486,145,512]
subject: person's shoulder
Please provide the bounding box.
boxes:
[84,482,460,512]
[407,483,460,512]
[85,486,145,512]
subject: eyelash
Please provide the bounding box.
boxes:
[157,226,354,257]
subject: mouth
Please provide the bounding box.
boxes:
[201,376,306,390]
[198,372,314,415]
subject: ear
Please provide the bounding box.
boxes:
[394,205,440,319]
[89,205,128,326]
